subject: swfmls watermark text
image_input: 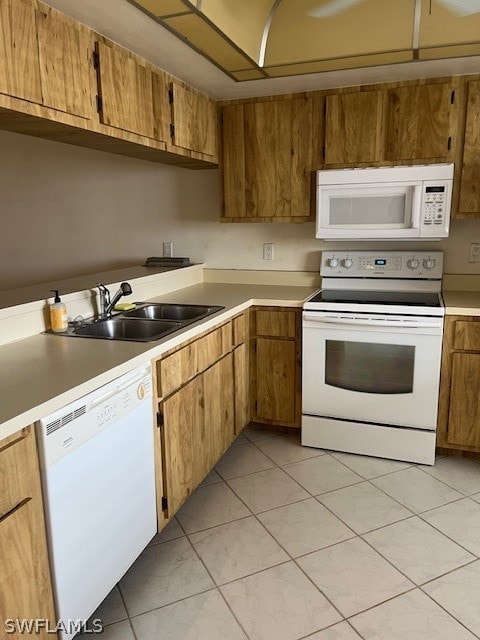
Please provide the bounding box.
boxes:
[4,619,103,635]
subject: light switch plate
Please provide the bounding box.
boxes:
[469,243,480,263]
[163,241,173,258]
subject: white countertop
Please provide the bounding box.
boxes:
[442,290,480,316]
[0,282,316,442]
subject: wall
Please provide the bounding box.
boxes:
[0,129,479,292]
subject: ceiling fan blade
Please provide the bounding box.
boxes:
[436,0,480,16]
[307,0,366,19]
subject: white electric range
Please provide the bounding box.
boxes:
[302,251,444,465]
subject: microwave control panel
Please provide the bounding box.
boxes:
[321,251,443,279]
[422,185,447,227]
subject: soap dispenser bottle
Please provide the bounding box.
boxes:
[49,290,68,333]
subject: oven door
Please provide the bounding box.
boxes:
[302,312,443,430]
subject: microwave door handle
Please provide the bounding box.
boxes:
[303,315,440,329]
[411,184,423,230]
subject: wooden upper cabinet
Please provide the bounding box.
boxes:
[95,41,155,139]
[385,81,454,161]
[36,3,93,119]
[459,80,480,216]
[325,90,384,165]
[0,0,43,104]
[221,95,322,221]
[170,81,217,158]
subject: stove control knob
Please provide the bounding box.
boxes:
[342,258,353,269]
[328,258,339,268]
[407,259,419,270]
[423,258,436,270]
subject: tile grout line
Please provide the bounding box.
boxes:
[197,431,350,634]
[418,583,480,639]
[120,428,480,638]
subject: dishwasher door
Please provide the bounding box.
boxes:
[37,365,156,640]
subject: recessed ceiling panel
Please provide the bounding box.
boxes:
[135,0,191,17]
[265,0,416,66]
[265,51,413,77]
[231,69,267,81]
[200,0,275,63]
[419,0,480,48]
[164,13,254,70]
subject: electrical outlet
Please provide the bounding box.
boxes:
[163,241,173,258]
[263,243,274,261]
[469,243,480,263]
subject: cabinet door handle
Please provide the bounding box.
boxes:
[0,498,31,524]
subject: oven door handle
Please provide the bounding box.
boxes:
[303,314,442,329]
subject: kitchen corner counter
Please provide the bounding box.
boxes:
[442,290,480,316]
[0,282,316,442]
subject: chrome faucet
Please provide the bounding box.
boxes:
[97,282,132,316]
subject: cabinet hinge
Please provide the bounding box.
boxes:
[96,95,103,113]
[170,123,175,138]
[451,90,455,104]
[156,411,164,427]
[161,496,168,511]
[168,88,174,104]
[92,51,100,69]
[447,136,452,151]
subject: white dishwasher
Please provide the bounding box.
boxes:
[36,365,156,640]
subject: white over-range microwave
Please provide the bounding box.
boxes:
[316,163,454,240]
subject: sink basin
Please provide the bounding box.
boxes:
[124,303,224,322]
[73,317,182,342]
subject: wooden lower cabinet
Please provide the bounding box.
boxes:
[250,307,302,429]
[0,426,57,638]
[437,315,480,452]
[156,317,247,522]
[255,338,296,424]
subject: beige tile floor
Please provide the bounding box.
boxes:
[83,428,480,640]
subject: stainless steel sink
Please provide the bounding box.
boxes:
[124,303,224,322]
[73,317,182,342]
[55,302,225,342]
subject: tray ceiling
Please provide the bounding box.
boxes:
[129,0,480,81]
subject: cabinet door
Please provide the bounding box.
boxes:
[0,0,43,103]
[162,376,204,515]
[0,427,56,640]
[234,344,249,435]
[459,80,480,215]
[255,337,296,424]
[152,69,171,144]
[170,81,217,157]
[36,3,93,119]
[0,500,53,639]
[325,90,384,165]
[243,96,320,220]
[386,82,453,160]
[221,104,246,218]
[447,352,480,448]
[95,41,154,138]
[222,97,322,220]
[204,354,235,462]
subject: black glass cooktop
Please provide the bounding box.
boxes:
[310,290,442,307]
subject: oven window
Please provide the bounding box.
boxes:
[325,340,415,394]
